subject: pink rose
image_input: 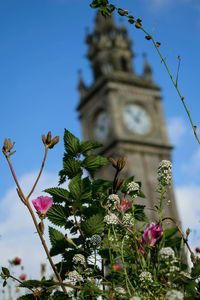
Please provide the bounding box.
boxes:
[19,273,27,281]
[32,196,53,216]
[140,223,163,250]
[118,198,132,212]
[12,257,21,266]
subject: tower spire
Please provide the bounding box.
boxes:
[86,11,134,80]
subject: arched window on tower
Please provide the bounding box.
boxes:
[121,57,128,72]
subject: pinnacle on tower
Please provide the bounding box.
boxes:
[143,53,153,82]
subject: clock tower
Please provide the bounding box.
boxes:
[77,12,179,222]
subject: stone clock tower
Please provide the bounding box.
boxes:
[77,12,179,222]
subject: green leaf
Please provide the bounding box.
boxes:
[92,179,113,196]
[19,279,57,288]
[44,187,70,203]
[191,262,200,277]
[47,205,69,227]
[80,140,103,155]
[134,205,147,221]
[2,267,10,276]
[52,291,67,300]
[164,227,178,239]
[3,280,7,287]
[185,280,198,295]
[69,175,82,200]
[82,155,109,178]
[82,214,104,236]
[62,157,82,179]
[64,129,80,156]
[17,294,35,300]
[49,227,67,256]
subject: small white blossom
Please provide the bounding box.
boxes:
[68,270,84,283]
[139,271,153,284]
[84,268,93,276]
[157,160,172,186]
[107,194,120,208]
[127,181,140,195]
[72,254,86,265]
[159,247,175,261]
[165,289,184,300]
[115,287,126,294]
[122,213,134,226]
[180,271,191,279]
[169,265,179,273]
[130,297,141,300]
[104,213,118,225]
[90,234,101,247]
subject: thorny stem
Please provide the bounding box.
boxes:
[3,152,69,297]
[27,146,48,200]
[162,216,197,265]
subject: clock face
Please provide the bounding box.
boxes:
[123,104,151,135]
[94,111,110,142]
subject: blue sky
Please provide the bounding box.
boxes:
[0,0,200,288]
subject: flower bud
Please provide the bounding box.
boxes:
[3,138,15,154]
[156,42,161,47]
[46,131,52,144]
[41,135,46,145]
[48,136,59,149]
[109,157,117,168]
[38,221,45,235]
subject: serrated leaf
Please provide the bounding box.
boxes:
[69,175,82,200]
[47,205,69,227]
[52,291,67,300]
[49,227,66,256]
[44,187,70,203]
[80,140,103,155]
[64,129,80,156]
[19,279,58,288]
[2,267,10,276]
[185,280,198,295]
[82,214,104,236]
[82,155,109,178]
[62,157,82,179]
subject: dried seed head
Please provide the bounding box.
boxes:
[109,157,117,168]
[145,35,151,40]
[48,136,59,149]
[3,138,15,154]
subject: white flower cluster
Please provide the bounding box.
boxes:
[68,270,84,283]
[127,181,140,195]
[159,247,175,261]
[115,287,126,294]
[72,254,85,265]
[169,265,179,273]
[139,271,153,284]
[157,160,172,186]
[104,213,118,225]
[107,194,120,208]
[130,297,141,300]
[165,289,184,300]
[90,234,101,247]
[122,213,134,226]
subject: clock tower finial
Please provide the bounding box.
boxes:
[86,11,134,80]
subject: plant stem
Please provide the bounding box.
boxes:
[27,146,48,200]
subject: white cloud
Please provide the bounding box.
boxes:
[167,116,187,146]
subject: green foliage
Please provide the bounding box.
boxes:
[134,204,147,221]
[191,262,200,277]
[17,294,35,300]
[1,267,10,277]
[48,227,67,256]
[82,213,104,237]
[44,187,71,203]
[47,205,70,227]
[81,155,109,178]
[79,140,103,154]
[63,129,80,157]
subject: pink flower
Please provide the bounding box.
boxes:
[114,264,120,270]
[196,246,200,253]
[12,257,21,266]
[140,223,163,249]
[118,198,132,212]
[19,273,27,281]
[32,196,53,216]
